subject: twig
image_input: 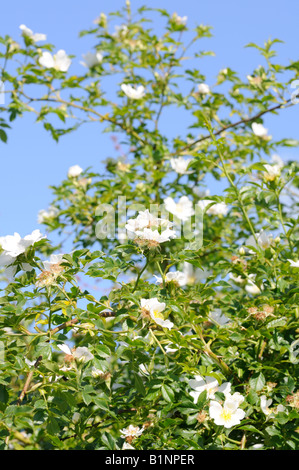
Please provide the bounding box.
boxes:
[171,98,292,156]
[17,356,42,405]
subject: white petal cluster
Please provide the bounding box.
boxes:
[68,165,83,178]
[245,274,263,295]
[38,206,59,224]
[164,196,194,221]
[141,298,173,330]
[188,375,246,429]
[170,157,194,175]
[263,155,284,182]
[19,24,46,42]
[126,210,176,245]
[198,83,210,95]
[251,122,268,137]
[121,83,145,100]
[35,254,65,288]
[260,395,285,417]
[288,259,299,268]
[0,230,45,281]
[81,51,103,68]
[246,230,273,251]
[91,367,105,378]
[189,375,231,403]
[39,50,71,72]
[182,262,211,285]
[171,13,188,25]
[154,270,187,286]
[198,200,228,216]
[120,425,144,438]
[209,392,245,428]
[58,344,94,363]
[42,254,64,272]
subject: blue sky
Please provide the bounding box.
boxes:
[0,0,298,241]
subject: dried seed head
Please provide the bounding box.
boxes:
[248,307,258,314]
[196,411,207,423]
[263,304,274,314]
[286,391,299,409]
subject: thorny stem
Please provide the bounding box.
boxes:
[171,98,292,156]
[193,324,230,376]
[132,257,150,292]
[149,328,167,356]
[19,90,148,147]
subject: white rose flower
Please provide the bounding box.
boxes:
[57,344,94,363]
[19,24,46,42]
[38,206,59,224]
[170,157,194,175]
[68,165,83,178]
[42,254,64,273]
[141,297,173,330]
[260,395,285,417]
[0,233,24,258]
[209,394,246,428]
[81,51,103,68]
[189,375,231,403]
[121,83,145,100]
[139,364,150,376]
[251,122,268,137]
[73,347,94,363]
[246,230,273,251]
[39,50,71,72]
[198,83,210,94]
[182,262,211,285]
[172,13,188,25]
[154,270,187,286]
[91,367,105,378]
[35,253,65,288]
[164,195,195,221]
[0,230,45,258]
[198,200,228,216]
[120,425,144,438]
[125,209,165,232]
[245,274,263,295]
[23,229,45,246]
[135,227,176,244]
[263,164,282,182]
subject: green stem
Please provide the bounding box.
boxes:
[156,260,166,288]
[149,328,167,356]
[132,257,150,292]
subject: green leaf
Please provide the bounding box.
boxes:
[161,384,174,403]
[249,372,265,392]
[0,129,7,143]
[0,385,9,404]
[134,372,146,396]
[47,416,60,435]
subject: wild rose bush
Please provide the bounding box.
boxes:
[0,2,298,450]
